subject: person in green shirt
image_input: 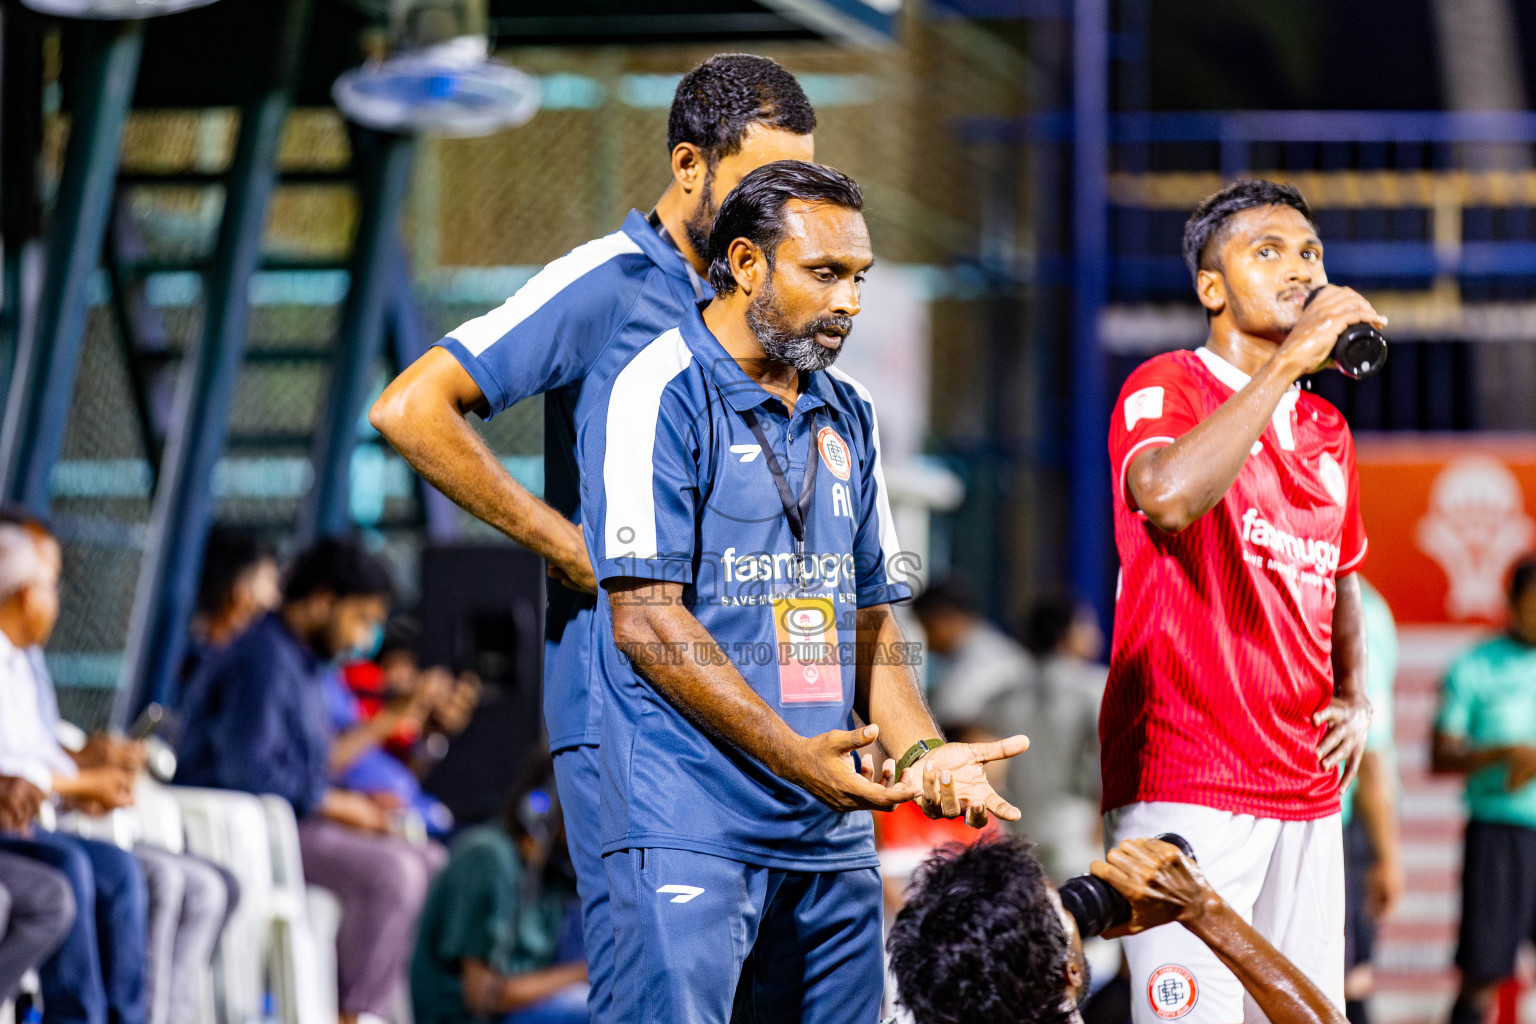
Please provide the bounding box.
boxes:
[1433,555,1536,1024]
[410,756,587,1024]
[1340,580,1403,1024]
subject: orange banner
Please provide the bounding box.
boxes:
[1355,436,1536,625]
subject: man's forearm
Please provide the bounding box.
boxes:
[327,708,412,773]
[1432,736,1519,775]
[493,962,588,1013]
[1184,899,1347,1024]
[855,604,942,760]
[1129,355,1300,532]
[1354,751,1398,869]
[1331,574,1368,703]
[371,373,586,574]
[614,595,807,778]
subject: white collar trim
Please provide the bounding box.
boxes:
[1193,346,1301,450]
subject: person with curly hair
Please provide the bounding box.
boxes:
[888,835,1347,1024]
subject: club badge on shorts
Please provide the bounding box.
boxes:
[1147,964,1197,1020]
[818,427,852,481]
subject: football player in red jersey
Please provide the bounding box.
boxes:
[1101,180,1386,1024]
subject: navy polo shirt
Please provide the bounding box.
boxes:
[436,210,709,754]
[175,612,332,817]
[579,313,913,870]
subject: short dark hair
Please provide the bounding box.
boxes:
[667,53,815,165]
[282,537,395,604]
[1021,594,1078,657]
[378,615,421,661]
[500,748,560,846]
[0,504,52,537]
[911,576,978,620]
[1182,179,1315,283]
[197,528,275,616]
[1511,555,1536,606]
[705,159,864,296]
[888,837,1074,1024]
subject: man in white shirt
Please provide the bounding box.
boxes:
[0,514,231,1024]
[0,520,150,1024]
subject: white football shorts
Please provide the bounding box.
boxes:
[1104,801,1344,1024]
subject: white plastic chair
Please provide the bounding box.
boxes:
[259,796,338,1024]
[170,788,273,1024]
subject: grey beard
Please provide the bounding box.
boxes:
[747,296,848,373]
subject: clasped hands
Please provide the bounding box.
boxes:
[790,724,1029,828]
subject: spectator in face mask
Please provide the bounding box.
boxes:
[176,538,442,1024]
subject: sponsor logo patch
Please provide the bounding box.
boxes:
[818,427,852,481]
[1147,964,1197,1019]
[1124,386,1165,430]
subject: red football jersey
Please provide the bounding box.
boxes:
[1101,347,1367,820]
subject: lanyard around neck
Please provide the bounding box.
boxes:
[646,208,707,302]
[742,407,818,546]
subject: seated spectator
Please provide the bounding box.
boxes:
[982,595,1107,879]
[329,621,469,839]
[411,754,587,1024]
[0,513,231,1024]
[182,528,280,686]
[0,834,75,1003]
[177,538,443,1024]
[912,577,1033,732]
[343,616,479,768]
[0,521,149,1024]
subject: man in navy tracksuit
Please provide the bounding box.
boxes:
[580,160,1029,1022]
[371,55,817,1024]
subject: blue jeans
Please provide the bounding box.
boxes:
[0,832,148,1024]
[505,983,589,1024]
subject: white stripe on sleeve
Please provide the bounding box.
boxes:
[827,367,903,583]
[449,230,643,357]
[602,328,694,561]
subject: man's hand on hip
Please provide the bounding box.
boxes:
[546,526,598,595]
[902,735,1028,828]
[1315,694,1371,791]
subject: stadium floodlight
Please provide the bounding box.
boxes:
[17,0,221,17]
[331,0,540,138]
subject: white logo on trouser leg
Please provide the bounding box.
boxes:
[656,885,704,903]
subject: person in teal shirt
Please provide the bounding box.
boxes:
[1433,555,1536,1024]
[410,758,586,1024]
[1341,580,1402,1024]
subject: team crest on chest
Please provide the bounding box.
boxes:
[1147,964,1198,1019]
[1318,452,1347,507]
[818,427,852,481]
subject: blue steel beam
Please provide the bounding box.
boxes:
[957,109,1536,145]
[115,0,314,723]
[303,129,416,542]
[0,20,143,514]
[1069,0,1111,622]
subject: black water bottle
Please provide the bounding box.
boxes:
[1058,833,1196,939]
[1304,285,1388,379]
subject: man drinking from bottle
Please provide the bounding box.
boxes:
[1101,179,1385,1023]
